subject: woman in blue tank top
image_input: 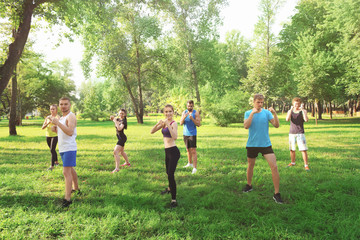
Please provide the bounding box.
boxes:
[151,104,180,208]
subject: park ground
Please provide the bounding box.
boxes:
[0,114,359,239]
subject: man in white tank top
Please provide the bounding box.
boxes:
[50,97,80,207]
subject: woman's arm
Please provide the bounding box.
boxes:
[41,117,50,129]
[165,121,178,140]
[151,120,164,134]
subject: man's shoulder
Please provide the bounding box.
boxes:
[245,109,252,114]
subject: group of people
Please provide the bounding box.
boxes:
[42,94,309,208]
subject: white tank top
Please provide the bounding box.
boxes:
[58,112,77,153]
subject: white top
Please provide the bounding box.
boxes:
[58,112,77,153]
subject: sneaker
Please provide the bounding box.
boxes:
[305,166,310,171]
[111,169,120,173]
[192,168,197,174]
[54,161,59,166]
[242,184,253,193]
[273,193,284,204]
[120,163,131,167]
[62,199,72,208]
[170,201,178,208]
[71,189,82,196]
[286,163,295,168]
[47,167,53,171]
[161,188,170,195]
[183,163,193,168]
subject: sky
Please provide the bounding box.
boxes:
[32,0,298,88]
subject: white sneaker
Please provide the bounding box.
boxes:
[192,168,197,174]
[183,163,193,168]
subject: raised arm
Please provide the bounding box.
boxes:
[41,116,50,129]
[151,120,164,134]
[180,111,188,125]
[190,111,201,127]
[244,109,259,129]
[51,113,77,136]
[269,107,280,128]
[165,121,178,140]
[286,106,293,122]
[301,108,309,122]
[113,119,124,131]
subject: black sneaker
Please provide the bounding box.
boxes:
[62,199,72,208]
[273,193,284,204]
[170,201,178,208]
[242,184,253,193]
[71,189,82,196]
[161,188,170,195]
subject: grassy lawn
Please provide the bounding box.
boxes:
[0,115,359,239]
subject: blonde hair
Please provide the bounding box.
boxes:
[292,97,302,104]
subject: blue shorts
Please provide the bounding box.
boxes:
[60,151,77,167]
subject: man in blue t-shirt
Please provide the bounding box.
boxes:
[243,94,283,204]
[180,100,201,174]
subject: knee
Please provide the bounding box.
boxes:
[270,164,278,172]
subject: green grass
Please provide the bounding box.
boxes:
[0,115,360,239]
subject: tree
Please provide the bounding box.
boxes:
[242,0,284,103]
[162,0,227,105]
[0,0,55,95]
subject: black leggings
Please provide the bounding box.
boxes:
[165,146,180,200]
[46,137,58,167]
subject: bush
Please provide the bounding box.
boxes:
[208,90,251,127]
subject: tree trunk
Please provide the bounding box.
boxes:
[329,100,332,120]
[348,99,353,117]
[353,99,356,115]
[134,37,144,124]
[9,69,17,135]
[314,100,318,126]
[0,0,36,95]
[281,101,286,114]
[311,102,315,117]
[188,49,201,105]
[318,101,323,120]
[121,73,143,124]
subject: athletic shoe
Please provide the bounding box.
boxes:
[111,169,120,173]
[62,199,72,208]
[54,162,59,166]
[286,163,295,168]
[47,167,53,171]
[170,201,178,208]
[305,166,310,171]
[192,168,197,174]
[161,188,170,195]
[183,163,193,168]
[242,184,253,193]
[273,193,284,204]
[71,189,82,196]
[120,163,131,167]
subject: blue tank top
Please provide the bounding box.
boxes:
[183,110,197,136]
[162,121,175,138]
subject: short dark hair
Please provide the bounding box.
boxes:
[253,94,264,101]
[60,97,71,102]
[187,100,194,105]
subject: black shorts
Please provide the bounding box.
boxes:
[116,134,127,147]
[183,135,197,149]
[246,146,274,158]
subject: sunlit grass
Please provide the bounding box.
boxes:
[0,115,359,239]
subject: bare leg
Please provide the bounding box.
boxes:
[290,150,296,163]
[71,167,79,190]
[113,145,121,170]
[63,167,73,201]
[119,146,129,164]
[264,153,280,194]
[301,151,309,166]
[246,158,256,186]
[186,148,192,164]
[189,148,197,168]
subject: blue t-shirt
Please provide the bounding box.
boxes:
[183,110,197,136]
[244,109,274,147]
